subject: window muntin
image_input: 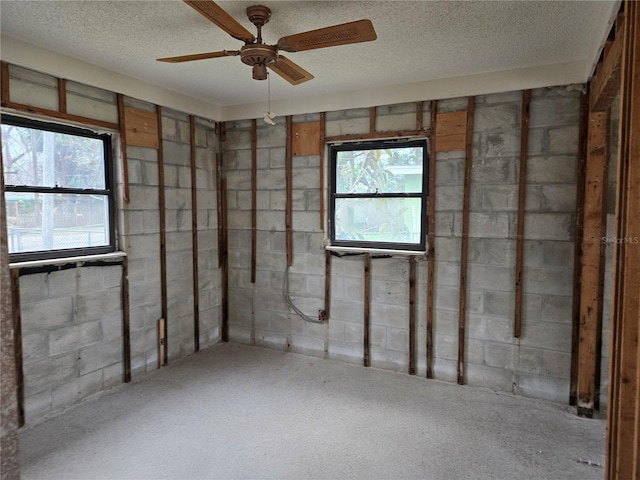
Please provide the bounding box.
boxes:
[2,115,115,261]
[330,139,428,251]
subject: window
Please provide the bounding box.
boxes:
[329,138,428,251]
[2,115,115,262]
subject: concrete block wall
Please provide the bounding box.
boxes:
[19,264,123,422]
[8,67,222,424]
[224,87,585,403]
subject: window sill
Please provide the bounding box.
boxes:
[326,245,427,257]
[10,251,126,269]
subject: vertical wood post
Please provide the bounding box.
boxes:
[190,116,200,352]
[577,110,610,417]
[409,256,416,375]
[286,116,293,266]
[221,176,229,343]
[364,254,371,367]
[324,249,332,319]
[57,78,67,114]
[116,94,130,204]
[1,62,10,103]
[121,256,131,382]
[514,89,531,338]
[156,106,168,365]
[427,100,437,379]
[369,107,376,133]
[570,89,590,406]
[9,270,24,427]
[251,119,257,283]
[319,112,326,231]
[606,2,640,477]
[457,97,475,385]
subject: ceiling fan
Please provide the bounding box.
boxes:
[157,1,377,85]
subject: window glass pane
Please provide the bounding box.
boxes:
[335,146,423,194]
[1,124,105,189]
[334,197,422,244]
[5,192,110,254]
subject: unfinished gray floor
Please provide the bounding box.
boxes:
[20,343,605,480]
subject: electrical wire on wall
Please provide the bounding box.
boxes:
[283,265,325,324]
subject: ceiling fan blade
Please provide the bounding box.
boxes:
[183,0,255,43]
[277,19,376,52]
[269,56,314,85]
[157,50,240,63]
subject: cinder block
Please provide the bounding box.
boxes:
[519,321,571,353]
[76,288,122,322]
[23,353,76,395]
[468,263,514,292]
[522,267,573,296]
[473,103,519,132]
[548,126,579,154]
[471,157,518,184]
[328,341,363,365]
[290,335,324,357]
[370,347,408,372]
[49,321,102,356]
[21,296,74,332]
[468,213,510,238]
[22,331,49,364]
[465,364,514,392]
[19,273,48,302]
[540,294,573,323]
[527,156,576,184]
[386,327,409,352]
[24,388,52,423]
[514,373,569,403]
[325,116,369,137]
[78,339,123,375]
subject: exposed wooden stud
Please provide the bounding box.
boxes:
[409,256,416,375]
[286,115,293,266]
[221,177,229,343]
[1,61,10,103]
[190,116,200,352]
[324,249,332,319]
[426,100,437,379]
[10,269,24,427]
[514,89,531,338]
[158,318,166,367]
[251,119,257,283]
[57,78,67,114]
[369,106,376,133]
[121,256,131,382]
[324,128,430,143]
[156,106,168,365]
[590,13,625,112]
[319,112,326,231]
[116,94,130,204]
[364,253,371,367]
[0,100,119,131]
[570,89,590,406]
[457,97,475,386]
[216,124,224,268]
[577,110,610,417]
[606,2,640,477]
[416,101,424,130]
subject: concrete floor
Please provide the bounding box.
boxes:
[20,343,605,480]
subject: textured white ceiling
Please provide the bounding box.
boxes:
[0,0,619,119]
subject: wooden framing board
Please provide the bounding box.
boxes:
[292,122,321,157]
[216,123,225,268]
[10,269,24,427]
[577,110,610,417]
[124,107,159,149]
[363,253,371,367]
[591,11,625,112]
[435,111,467,152]
[221,176,229,343]
[158,318,166,367]
[409,256,416,375]
[426,100,437,379]
[1,62,9,103]
[457,97,475,386]
[319,112,326,231]
[416,101,424,130]
[116,94,130,203]
[514,89,531,338]
[606,2,640,477]
[570,90,590,406]
[57,78,67,114]
[286,116,293,266]
[190,116,200,352]
[324,249,332,319]
[121,256,131,382]
[251,119,257,283]
[156,106,169,365]
[324,129,430,143]
[369,107,376,133]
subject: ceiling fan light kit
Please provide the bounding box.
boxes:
[157,1,377,85]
